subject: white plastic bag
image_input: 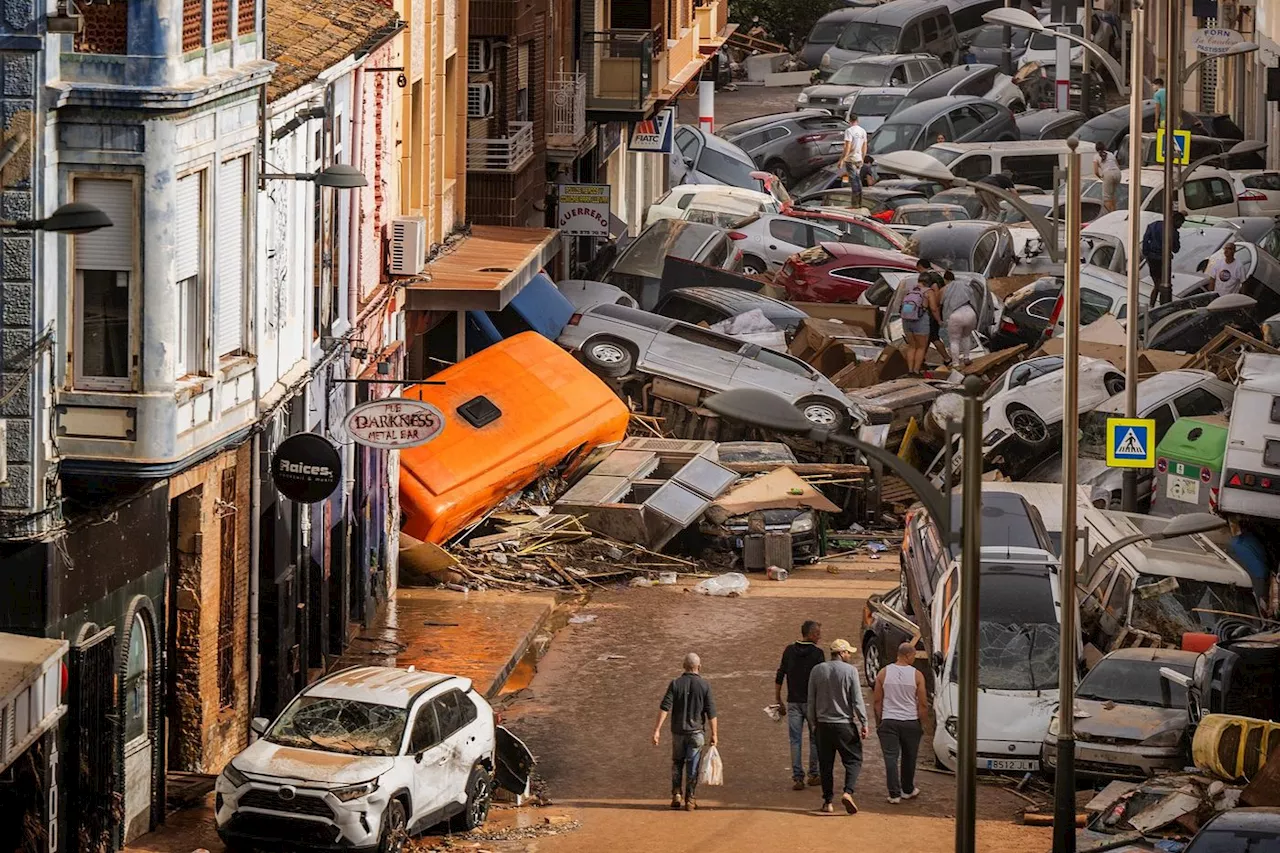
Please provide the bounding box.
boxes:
[693,572,749,597]
[698,745,724,786]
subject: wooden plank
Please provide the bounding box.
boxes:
[719,462,871,476]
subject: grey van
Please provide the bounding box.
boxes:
[817,0,962,80]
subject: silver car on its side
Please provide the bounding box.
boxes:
[557,303,864,430]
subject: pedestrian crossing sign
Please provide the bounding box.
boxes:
[1106,417,1157,468]
[1154,128,1191,166]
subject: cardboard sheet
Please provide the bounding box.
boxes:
[709,467,841,516]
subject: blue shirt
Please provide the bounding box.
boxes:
[1231,531,1270,600]
[1153,89,1167,125]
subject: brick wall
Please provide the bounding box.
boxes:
[167,442,253,773]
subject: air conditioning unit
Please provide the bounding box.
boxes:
[388,216,427,276]
[468,39,493,73]
[467,83,494,118]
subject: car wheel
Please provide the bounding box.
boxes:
[1104,373,1126,396]
[452,764,494,831]
[766,160,792,185]
[797,396,850,431]
[742,255,768,276]
[1007,404,1048,444]
[863,636,882,685]
[583,339,633,378]
[378,799,408,853]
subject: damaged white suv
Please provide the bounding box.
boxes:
[215,666,532,853]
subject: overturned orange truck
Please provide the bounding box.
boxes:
[399,332,630,544]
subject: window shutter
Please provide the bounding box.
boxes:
[216,157,246,355]
[73,179,134,270]
[175,172,202,281]
[517,43,529,89]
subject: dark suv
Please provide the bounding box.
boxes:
[717,111,850,185]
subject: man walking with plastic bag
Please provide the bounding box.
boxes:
[807,639,869,815]
[654,652,719,811]
[775,620,825,790]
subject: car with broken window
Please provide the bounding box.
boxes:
[989,267,1154,351]
[1145,294,1263,353]
[774,242,919,303]
[652,287,808,337]
[907,219,1016,280]
[726,213,849,275]
[557,303,865,430]
[1042,648,1199,781]
[215,666,532,852]
[603,218,744,310]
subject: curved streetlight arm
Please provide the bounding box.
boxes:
[820,428,951,536]
[1082,531,1153,579]
[1045,29,1127,93]
[961,178,1063,263]
[1183,44,1258,84]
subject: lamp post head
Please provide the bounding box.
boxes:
[1222,41,1259,58]
[1228,139,1267,157]
[703,388,817,435]
[981,7,1046,32]
[38,201,113,234]
[1154,512,1227,540]
[312,163,368,188]
[873,150,959,184]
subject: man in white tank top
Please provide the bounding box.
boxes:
[872,642,928,804]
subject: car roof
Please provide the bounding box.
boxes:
[1106,369,1221,410]
[927,139,1074,154]
[906,64,997,98]
[681,125,756,162]
[667,286,805,316]
[1016,109,1086,130]
[848,0,940,25]
[899,203,967,212]
[669,184,774,203]
[1133,165,1233,186]
[719,110,834,135]
[915,219,1000,241]
[308,666,458,708]
[1098,510,1253,587]
[883,95,995,124]
[815,242,918,264]
[1199,808,1280,833]
[1101,647,1200,665]
[847,53,938,67]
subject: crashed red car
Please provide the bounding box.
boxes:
[774,242,918,303]
[780,205,909,253]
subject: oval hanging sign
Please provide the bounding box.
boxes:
[1191,28,1243,55]
[344,398,444,450]
[272,433,342,504]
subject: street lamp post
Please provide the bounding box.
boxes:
[1177,139,1267,190]
[1121,0,1145,514]
[982,8,1127,92]
[701,383,985,853]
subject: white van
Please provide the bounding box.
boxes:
[1081,165,1241,219]
[920,140,1092,190]
[1219,352,1280,520]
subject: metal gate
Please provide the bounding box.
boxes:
[68,627,120,853]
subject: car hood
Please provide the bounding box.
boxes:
[1072,698,1187,744]
[977,689,1059,746]
[234,739,397,785]
[804,84,862,99]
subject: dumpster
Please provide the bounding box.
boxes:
[1151,415,1229,517]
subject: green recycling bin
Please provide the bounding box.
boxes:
[1151,415,1230,517]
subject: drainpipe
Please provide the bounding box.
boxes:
[248,430,262,718]
[345,68,365,644]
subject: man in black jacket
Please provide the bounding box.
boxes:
[775,620,826,790]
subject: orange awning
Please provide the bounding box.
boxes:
[403,225,560,312]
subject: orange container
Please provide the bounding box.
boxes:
[399,332,630,544]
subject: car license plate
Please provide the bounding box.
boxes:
[1167,474,1200,504]
[981,758,1038,772]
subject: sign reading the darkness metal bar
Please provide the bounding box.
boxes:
[556,184,612,237]
[344,398,444,450]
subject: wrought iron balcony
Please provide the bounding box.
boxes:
[548,72,587,148]
[584,28,656,115]
[467,121,535,172]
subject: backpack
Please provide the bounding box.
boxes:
[1141,222,1162,258]
[901,285,926,321]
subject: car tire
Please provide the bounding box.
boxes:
[583,338,633,378]
[797,396,850,431]
[766,160,792,185]
[452,764,494,832]
[1104,373,1126,396]
[378,799,408,853]
[742,255,768,276]
[863,635,882,685]
[1007,404,1048,444]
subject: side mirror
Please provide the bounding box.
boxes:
[415,751,425,764]
[931,651,944,671]
[250,717,269,736]
[1159,666,1194,690]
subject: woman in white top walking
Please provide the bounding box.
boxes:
[872,642,929,803]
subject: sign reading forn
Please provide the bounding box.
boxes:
[1191,28,1243,55]
[344,398,445,450]
[556,184,612,238]
[271,433,342,503]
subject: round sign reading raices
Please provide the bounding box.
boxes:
[271,433,342,504]
[1191,28,1243,56]
[343,398,445,450]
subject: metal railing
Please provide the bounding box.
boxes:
[548,72,587,147]
[466,121,535,172]
[584,28,655,113]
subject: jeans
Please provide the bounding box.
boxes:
[787,702,818,780]
[671,731,705,798]
[878,719,923,798]
[815,721,863,803]
[848,162,863,208]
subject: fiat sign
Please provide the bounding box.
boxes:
[344,398,444,449]
[1191,28,1243,55]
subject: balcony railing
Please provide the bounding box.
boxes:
[467,121,535,172]
[584,28,655,113]
[548,72,587,148]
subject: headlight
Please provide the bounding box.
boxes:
[221,762,249,788]
[1047,717,1060,737]
[790,513,815,533]
[944,717,958,738]
[1141,729,1183,748]
[331,779,380,802]
[797,91,809,103]
[842,94,857,105]
[821,54,832,68]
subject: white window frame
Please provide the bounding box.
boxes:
[175,168,210,379]
[216,153,252,358]
[71,175,138,392]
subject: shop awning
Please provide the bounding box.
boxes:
[0,634,67,773]
[404,226,560,313]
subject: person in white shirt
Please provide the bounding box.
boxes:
[872,642,928,804]
[1092,142,1122,213]
[1207,242,1246,295]
[843,115,869,207]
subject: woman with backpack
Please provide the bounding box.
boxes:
[941,270,979,368]
[901,260,935,375]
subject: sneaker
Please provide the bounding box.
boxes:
[793,779,807,791]
[887,795,902,804]
[806,774,821,787]
[670,793,683,809]
[820,802,835,814]
[684,798,698,811]
[902,788,920,800]
[842,792,858,815]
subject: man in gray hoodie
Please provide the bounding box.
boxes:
[807,638,869,814]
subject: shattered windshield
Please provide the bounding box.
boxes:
[1079,409,1119,458]
[268,696,407,756]
[1076,657,1192,708]
[951,622,1061,691]
[835,22,900,53]
[830,62,890,86]
[1131,575,1259,636]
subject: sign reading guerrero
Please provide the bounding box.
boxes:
[271,433,342,503]
[344,398,444,449]
[556,184,611,238]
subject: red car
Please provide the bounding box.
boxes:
[774,242,918,303]
[780,205,908,253]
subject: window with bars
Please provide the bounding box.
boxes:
[238,0,256,35]
[217,467,237,709]
[74,0,129,54]
[183,0,203,52]
[212,0,230,42]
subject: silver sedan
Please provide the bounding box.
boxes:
[729,213,846,275]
